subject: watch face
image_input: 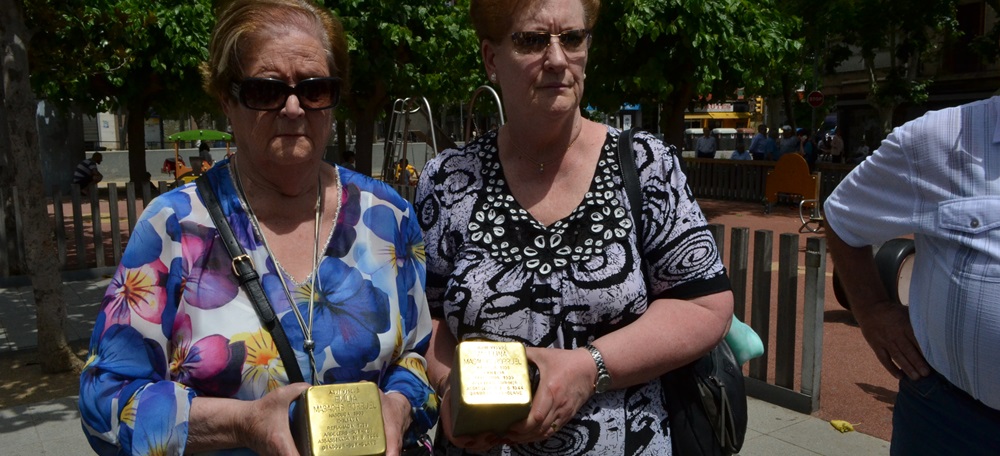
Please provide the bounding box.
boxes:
[595,375,611,394]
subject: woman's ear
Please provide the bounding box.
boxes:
[221,96,235,118]
[482,40,498,84]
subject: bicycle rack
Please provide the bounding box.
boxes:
[382,96,439,183]
[464,85,505,142]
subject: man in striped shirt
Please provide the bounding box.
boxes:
[825,96,1000,454]
[73,152,103,194]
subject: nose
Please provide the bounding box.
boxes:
[280,93,305,118]
[543,37,568,69]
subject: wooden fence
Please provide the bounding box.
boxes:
[1,164,833,413]
[0,181,170,280]
[708,225,828,413]
[684,157,855,204]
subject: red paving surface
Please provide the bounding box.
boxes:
[698,198,896,442]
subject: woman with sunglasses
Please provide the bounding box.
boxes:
[79,1,437,454]
[416,0,734,454]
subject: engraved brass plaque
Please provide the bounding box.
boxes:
[291,382,386,456]
[450,341,533,436]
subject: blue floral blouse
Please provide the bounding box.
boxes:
[79,160,438,455]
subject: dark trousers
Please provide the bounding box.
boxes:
[891,369,1000,455]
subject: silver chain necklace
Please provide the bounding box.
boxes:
[231,158,338,385]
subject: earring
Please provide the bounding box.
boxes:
[490,73,497,83]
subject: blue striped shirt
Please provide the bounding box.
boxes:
[825,96,1000,410]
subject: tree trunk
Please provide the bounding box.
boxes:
[347,77,389,177]
[336,116,347,163]
[126,99,149,184]
[1,0,84,374]
[354,108,378,177]
[781,74,796,130]
[660,82,695,148]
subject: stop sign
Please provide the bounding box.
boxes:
[807,91,824,108]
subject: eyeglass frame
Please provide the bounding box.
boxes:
[229,77,342,111]
[509,29,592,55]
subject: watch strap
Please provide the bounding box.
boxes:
[586,344,610,392]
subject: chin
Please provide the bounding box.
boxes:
[268,143,318,164]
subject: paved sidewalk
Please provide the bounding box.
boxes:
[0,278,891,455]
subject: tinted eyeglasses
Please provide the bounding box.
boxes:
[230,77,341,111]
[510,29,591,55]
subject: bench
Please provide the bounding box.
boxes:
[764,153,824,232]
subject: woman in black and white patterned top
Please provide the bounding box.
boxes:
[415,0,733,454]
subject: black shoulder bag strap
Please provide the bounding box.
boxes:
[617,132,745,456]
[195,174,305,384]
[617,128,646,266]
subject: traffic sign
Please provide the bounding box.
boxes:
[807,91,824,108]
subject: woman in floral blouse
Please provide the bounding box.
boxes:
[79,1,437,454]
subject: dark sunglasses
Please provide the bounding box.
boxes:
[230,77,341,111]
[510,29,591,55]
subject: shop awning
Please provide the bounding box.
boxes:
[684,112,752,120]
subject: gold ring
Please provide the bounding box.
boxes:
[550,422,558,431]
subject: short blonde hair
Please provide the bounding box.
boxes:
[469,0,601,43]
[201,0,350,104]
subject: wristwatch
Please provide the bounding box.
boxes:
[585,344,612,394]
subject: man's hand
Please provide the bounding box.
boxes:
[826,226,931,381]
[853,302,930,380]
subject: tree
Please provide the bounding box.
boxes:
[26,1,217,184]
[586,0,801,146]
[1,0,83,373]
[800,0,960,137]
[329,0,481,176]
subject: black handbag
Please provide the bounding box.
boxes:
[617,129,748,456]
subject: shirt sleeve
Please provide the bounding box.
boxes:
[379,206,439,442]
[631,132,731,300]
[79,193,193,456]
[414,153,456,319]
[824,121,924,247]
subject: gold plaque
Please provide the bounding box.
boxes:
[450,341,533,436]
[291,382,386,456]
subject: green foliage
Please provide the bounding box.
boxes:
[586,0,801,112]
[325,0,481,114]
[25,0,216,118]
[786,0,968,133]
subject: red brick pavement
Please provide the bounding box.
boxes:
[698,198,896,441]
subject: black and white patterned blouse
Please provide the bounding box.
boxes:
[415,126,730,455]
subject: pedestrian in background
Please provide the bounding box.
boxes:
[828,128,845,163]
[197,140,214,167]
[747,124,767,160]
[730,141,752,160]
[825,96,1000,455]
[695,126,718,158]
[72,152,103,195]
[763,127,779,160]
[778,125,799,158]
[341,150,357,171]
